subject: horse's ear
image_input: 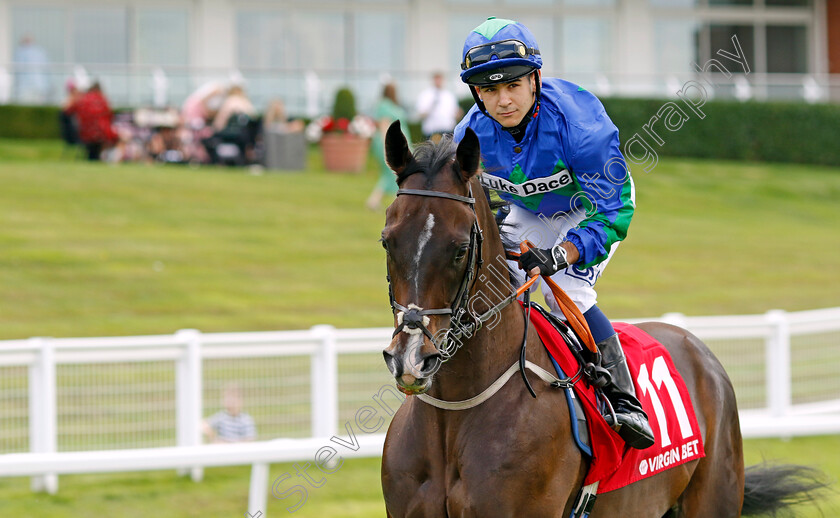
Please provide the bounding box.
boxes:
[455,128,481,181]
[385,121,412,174]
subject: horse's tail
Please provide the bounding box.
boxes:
[741,463,830,516]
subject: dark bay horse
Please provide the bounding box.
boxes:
[379,121,823,517]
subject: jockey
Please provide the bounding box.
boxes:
[454,17,655,449]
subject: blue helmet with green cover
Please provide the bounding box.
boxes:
[460,17,542,86]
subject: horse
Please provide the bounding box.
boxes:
[379,121,825,517]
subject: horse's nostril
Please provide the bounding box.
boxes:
[383,350,401,377]
[420,354,442,376]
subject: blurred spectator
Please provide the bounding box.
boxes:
[367,82,411,210]
[181,81,225,131]
[59,79,82,153]
[212,85,256,131]
[180,81,225,164]
[13,35,49,104]
[65,81,119,161]
[415,71,461,142]
[61,79,82,111]
[135,107,188,164]
[263,99,304,133]
[147,126,187,163]
[202,383,256,443]
[203,85,259,165]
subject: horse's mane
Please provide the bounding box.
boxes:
[397,134,518,282]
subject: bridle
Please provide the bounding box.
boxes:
[387,185,483,362]
[387,183,537,367]
[386,181,591,405]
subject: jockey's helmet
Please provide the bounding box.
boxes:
[460,17,542,86]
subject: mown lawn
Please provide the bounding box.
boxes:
[1,436,837,517]
[0,139,838,516]
[0,139,838,340]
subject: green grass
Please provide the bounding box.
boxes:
[0,141,839,340]
[0,141,389,338]
[0,139,838,515]
[1,437,836,517]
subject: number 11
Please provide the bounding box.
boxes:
[636,356,693,447]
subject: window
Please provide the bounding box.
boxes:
[236,11,346,70]
[708,24,754,73]
[237,12,286,69]
[654,20,701,75]
[293,13,346,70]
[13,6,189,67]
[561,17,611,75]
[73,8,129,64]
[136,10,189,66]
[11,7,67,63]
[354,13,406,71]
[766,25,807,73]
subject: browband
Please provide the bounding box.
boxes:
[397,189,475,205]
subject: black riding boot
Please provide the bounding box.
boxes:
[599,334,656,449]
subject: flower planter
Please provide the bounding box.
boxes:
[320,133,370,173]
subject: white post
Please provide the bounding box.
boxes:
[175,334,188,477]
[151,67,168,108]
[765,310,791,419]
[661,312,687,329]
[310,325,338,438]
[175,329,204,481]
[248,463,269,518]
[28,337,58,493]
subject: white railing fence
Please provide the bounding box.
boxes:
[0,307,838,514]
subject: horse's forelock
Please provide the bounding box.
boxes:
[396,135,460,187]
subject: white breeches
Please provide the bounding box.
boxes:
[503,204,618,316]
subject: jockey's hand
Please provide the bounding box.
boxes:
[519,244,569,277]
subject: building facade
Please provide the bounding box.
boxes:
[0,0,836,113]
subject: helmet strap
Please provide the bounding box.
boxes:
[469,85,488,116]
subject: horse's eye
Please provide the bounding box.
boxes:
[454,245,469,263]
[380,238,389,253]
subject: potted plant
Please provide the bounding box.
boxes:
[306,87,375,173]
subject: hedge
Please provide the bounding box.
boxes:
[0,105,61,139]
[601,98,840,167]
[457,96,840,167]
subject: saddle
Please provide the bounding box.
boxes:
[524,303,706,502]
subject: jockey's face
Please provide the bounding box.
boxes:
[476,74,536,128]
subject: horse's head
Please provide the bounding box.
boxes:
[381,121,483,395]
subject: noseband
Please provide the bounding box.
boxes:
[387,186,483,361]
